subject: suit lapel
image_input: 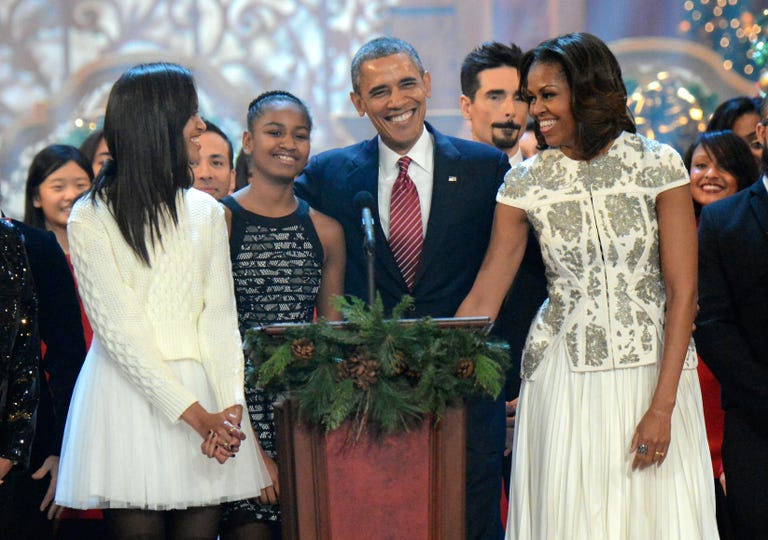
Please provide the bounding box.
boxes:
[414,126,463,286]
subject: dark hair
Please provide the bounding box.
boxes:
[200,118,233,168]
[79,129,105,163]
[350,36,424,94]
[520,32,636,160]
[91,62,198,265]
[761,94,768,122]
[246,90,312,132]
[460,42,523,100]
[24,144,94,229]
[683,129,759,216]
[706,96,761,131]
[234,148,250,191]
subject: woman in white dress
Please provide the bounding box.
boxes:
[55,63,271,539]
[457,33,718,539]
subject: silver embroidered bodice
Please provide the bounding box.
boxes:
[498,132,698,380]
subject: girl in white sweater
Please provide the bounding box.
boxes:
[55,62,271,539]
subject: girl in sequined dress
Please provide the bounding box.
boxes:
[218,91,345,540]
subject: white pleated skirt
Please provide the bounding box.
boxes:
[55,339,270,510]
[507,340,719,540]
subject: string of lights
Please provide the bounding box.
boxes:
[679,0,768,94]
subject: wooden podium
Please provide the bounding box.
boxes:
[274,399,466,540]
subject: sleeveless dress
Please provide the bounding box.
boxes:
[220,196,323,526]
[499,133,718,539]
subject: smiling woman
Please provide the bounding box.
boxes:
[456,32,719,540]
[23,145,93,254]
[684,129,759,217]
[218,90,345,540]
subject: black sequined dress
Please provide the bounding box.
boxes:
[0,219,39,468]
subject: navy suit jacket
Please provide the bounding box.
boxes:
[695,180,768,410]
[295,123,510,319]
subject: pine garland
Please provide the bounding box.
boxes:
[244,295,509,439]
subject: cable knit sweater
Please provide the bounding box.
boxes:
[67,188,245,422]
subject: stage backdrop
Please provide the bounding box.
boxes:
[0,0,758,217]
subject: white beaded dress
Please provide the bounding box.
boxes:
[499,132,719,539]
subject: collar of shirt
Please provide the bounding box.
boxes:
[508,148,523,166]
[377,126,435,239]
[763,174,768,194]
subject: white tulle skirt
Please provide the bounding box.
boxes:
[55,340,270,510]
[507,340,719,540]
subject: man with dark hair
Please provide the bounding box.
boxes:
[459,41,548,508]
[460,42,528,164]
[695,96,768,539]
[192,119,235,200]
[296,36,510,539]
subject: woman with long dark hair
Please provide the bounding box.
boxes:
[457,33,718,538]
[55,63,271,539]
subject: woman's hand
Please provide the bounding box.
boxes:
[630,407,672,470]
[200,430,239,464]
[256,453,280,505]
[719,471,726,495]
[30,455,64,519]
[0,457,13,484]
[182,402,246,460]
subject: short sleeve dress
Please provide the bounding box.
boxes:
[499,132,719,539]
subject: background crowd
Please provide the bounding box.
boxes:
[1,28,766,540]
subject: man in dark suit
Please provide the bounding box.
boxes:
[295,37,510,539]
[695,97,768,539]
[459,40,548,500]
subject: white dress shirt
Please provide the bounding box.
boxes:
[377,127,435,239]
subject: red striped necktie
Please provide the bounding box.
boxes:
[389,156,422,291]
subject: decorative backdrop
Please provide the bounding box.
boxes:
[0,0,761,217]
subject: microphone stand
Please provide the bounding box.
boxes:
[355,192,377,308]
[363,232,376,308]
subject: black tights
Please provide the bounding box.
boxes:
[103,506,221,540]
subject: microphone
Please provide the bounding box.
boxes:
[354,191,376,254]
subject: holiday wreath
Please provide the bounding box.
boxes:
[244,295,509,439]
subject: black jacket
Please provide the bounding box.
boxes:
[695,180,768,410]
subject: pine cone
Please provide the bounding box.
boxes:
[391,350,407,376]
[290,337,315,361]
[353,359,380,390]
[348,346,368,363]
[456,357,475,379]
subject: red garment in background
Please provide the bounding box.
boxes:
[60,254,100,522]
[697,354,724,477]
[65,254,93,349]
